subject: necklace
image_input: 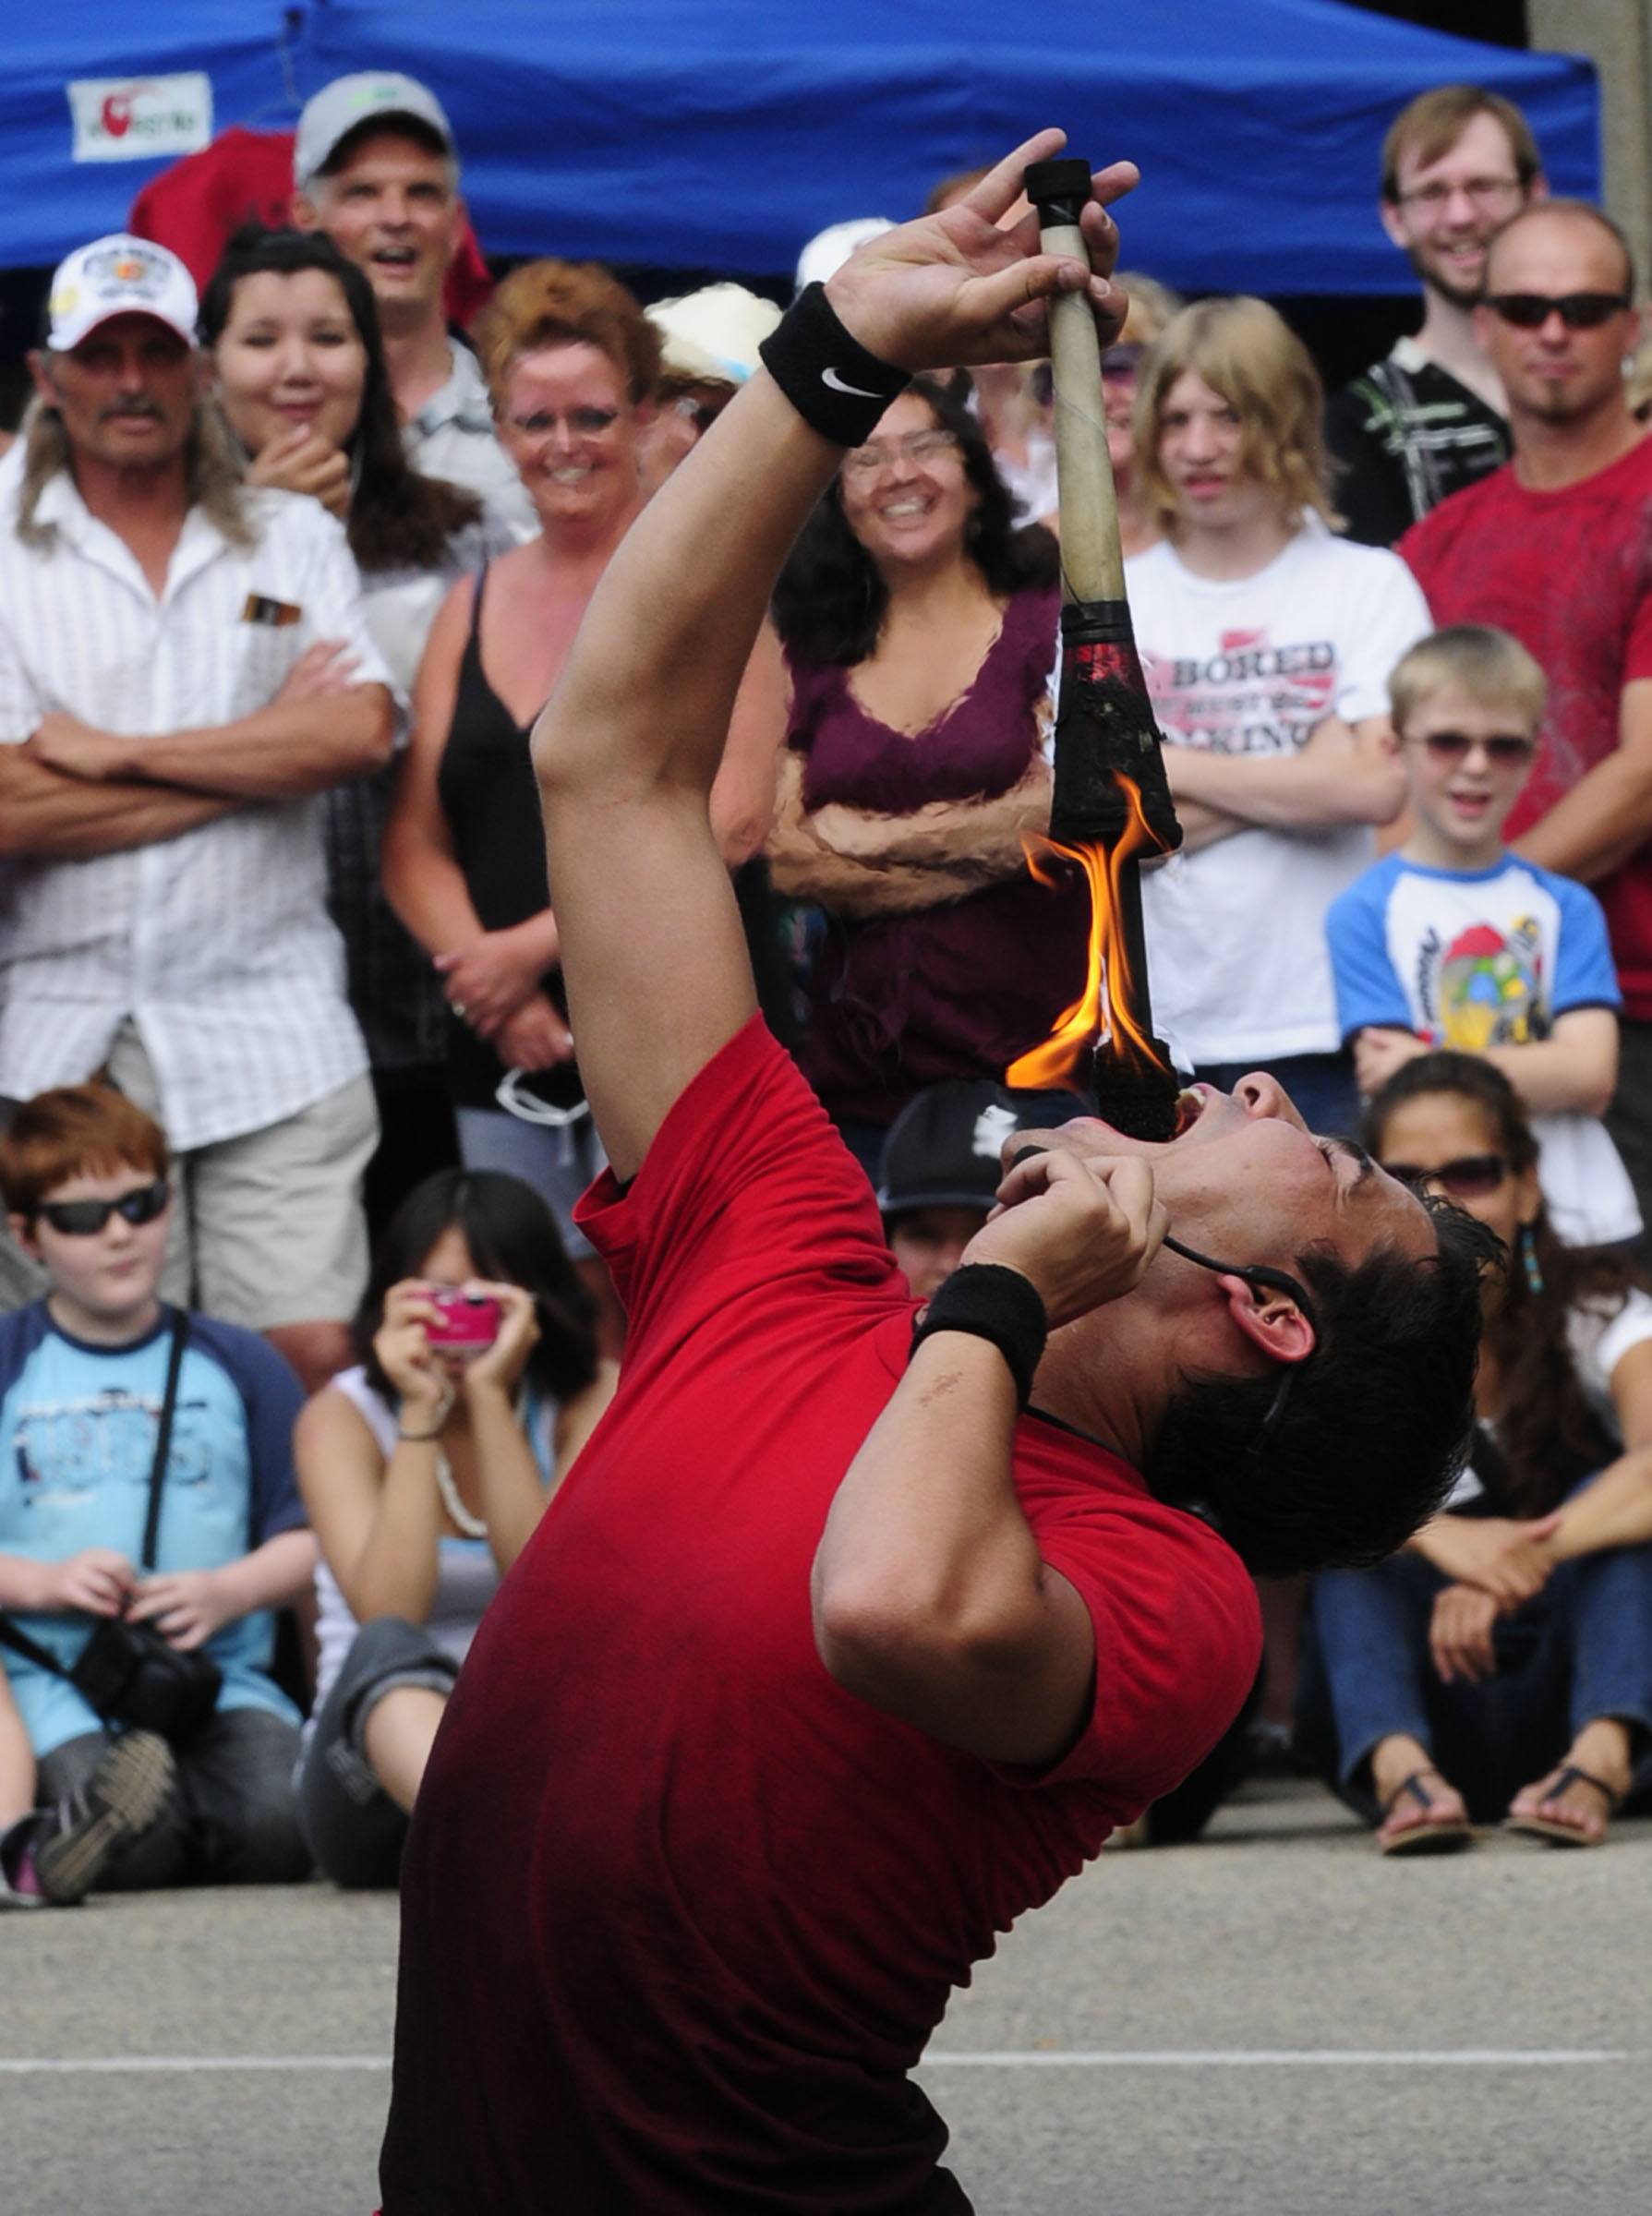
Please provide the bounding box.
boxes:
[432,1450,488,1540]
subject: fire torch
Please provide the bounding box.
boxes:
[1022,156,1184,1141]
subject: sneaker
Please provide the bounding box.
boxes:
[34,1731,177,1906]
[0,1817,49,1909]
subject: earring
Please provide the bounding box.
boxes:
[1519,1222,1544,1298]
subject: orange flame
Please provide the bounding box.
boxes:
[1007,775,1171,1091]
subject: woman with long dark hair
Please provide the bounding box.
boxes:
[199,225,515,1232]
[292,1168,616,1885]
[767,374,1086,1172]
[1303,1051,1652,1851]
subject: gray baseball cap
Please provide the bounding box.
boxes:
[295,72,456,192]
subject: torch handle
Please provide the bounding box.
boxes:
[1025,160,1126,606]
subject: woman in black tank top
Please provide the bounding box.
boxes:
[381,263,661,1336]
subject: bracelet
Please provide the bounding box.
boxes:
[909,1264,1048,1412]
[757,283,910,447]
[396,1425,444,1443]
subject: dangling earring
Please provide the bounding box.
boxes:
[1520,1222,1545,1298]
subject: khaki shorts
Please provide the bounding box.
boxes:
[101,1027,380,1331]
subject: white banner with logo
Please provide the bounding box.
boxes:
[67,75,213,164]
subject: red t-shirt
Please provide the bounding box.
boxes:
[380,1020,1260,2215]
[1400,438,1652,1015]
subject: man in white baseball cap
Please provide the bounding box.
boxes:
[293,72,532,535]
[0,226,394,1392]
[43,234,199,354]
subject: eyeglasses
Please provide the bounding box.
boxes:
[842,428,959,478]
[1410,731,1536,766]
[1394,175,1524,217]
[38,1178,170,1236]
[506,407,621,438]
[1484,292,1632,331]
[1163,1233,1321,1440]
[1100,343,1144,381]
[1380,1153,1508,1199]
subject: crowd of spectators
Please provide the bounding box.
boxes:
[1,65,1650,1918]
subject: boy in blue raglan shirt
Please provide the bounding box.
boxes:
[0,1085,316,1899]
[1327,626,1640,1247]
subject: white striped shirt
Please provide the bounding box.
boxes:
[0,470,390,1150]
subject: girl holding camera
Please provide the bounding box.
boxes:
[294,1169,614,1886]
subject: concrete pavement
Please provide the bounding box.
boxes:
[4,1778,1647,2214]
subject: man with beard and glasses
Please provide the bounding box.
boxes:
[1326,85,1545,548]
[1399,200,1652,1262]
[379,137,1491,2216]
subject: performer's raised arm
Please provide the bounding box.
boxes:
[531,129,1135,1181]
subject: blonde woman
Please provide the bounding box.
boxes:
[1127,295,1429,1136]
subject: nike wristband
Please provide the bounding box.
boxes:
[910,1264,1048,1413]
[758,283,910,447]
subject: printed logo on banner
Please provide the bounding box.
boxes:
[67,74,213,163]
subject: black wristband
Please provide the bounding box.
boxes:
[758,283,910,447]
[910,1264,1048,1412]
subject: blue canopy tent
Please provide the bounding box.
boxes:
[1,2,1598,290]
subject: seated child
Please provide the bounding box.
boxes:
[0,1085,317,1890]
[1326,624,1639,1247]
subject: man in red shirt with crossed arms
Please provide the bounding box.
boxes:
[380,135,1489,2215]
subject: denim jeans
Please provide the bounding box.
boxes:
[297,1615,460,1889]
[1299,1542,1652,1825]
[38,1707,308,1888]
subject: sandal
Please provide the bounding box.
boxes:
[1378,1767,1473,1857]
[1505,1763,1620,1849]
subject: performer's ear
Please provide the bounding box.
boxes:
[1216,1274,1315,1367]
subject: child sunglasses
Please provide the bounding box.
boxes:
[1410,731,1535,765]
[37,1178,171,1236]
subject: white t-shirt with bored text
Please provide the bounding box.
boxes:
[1127,525,1430,1067]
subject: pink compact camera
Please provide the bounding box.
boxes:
[425,1289,502,1349]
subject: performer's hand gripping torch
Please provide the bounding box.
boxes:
[1024,157,1184,1140]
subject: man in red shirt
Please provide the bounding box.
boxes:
[1400,199,1652,1250]
[380,136,1489,2215]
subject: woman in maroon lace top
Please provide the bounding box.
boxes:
[769,376,1088,1170]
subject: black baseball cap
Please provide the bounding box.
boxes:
[877,1079,1089,1218]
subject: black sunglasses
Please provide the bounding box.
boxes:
[1484,291,1631,330]
[1163,1233,1320,1439]
[38,1178,170,1237]
[1413,730,1535,766]
[1380,1153,1508,1200]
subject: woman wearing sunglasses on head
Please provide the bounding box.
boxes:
[1298,1051,1652,1853]
[380,260,787,1346]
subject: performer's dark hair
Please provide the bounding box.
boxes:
[1148,1201,1497,1577]
[771,373,1056,668]
[199,224,483,573]
[352,1168,598,1405]
[1364,1050,1640,1516]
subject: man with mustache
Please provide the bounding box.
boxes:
[1327,84,1546,548]
[380,139,1490,2214]
[0,236,392,1393]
